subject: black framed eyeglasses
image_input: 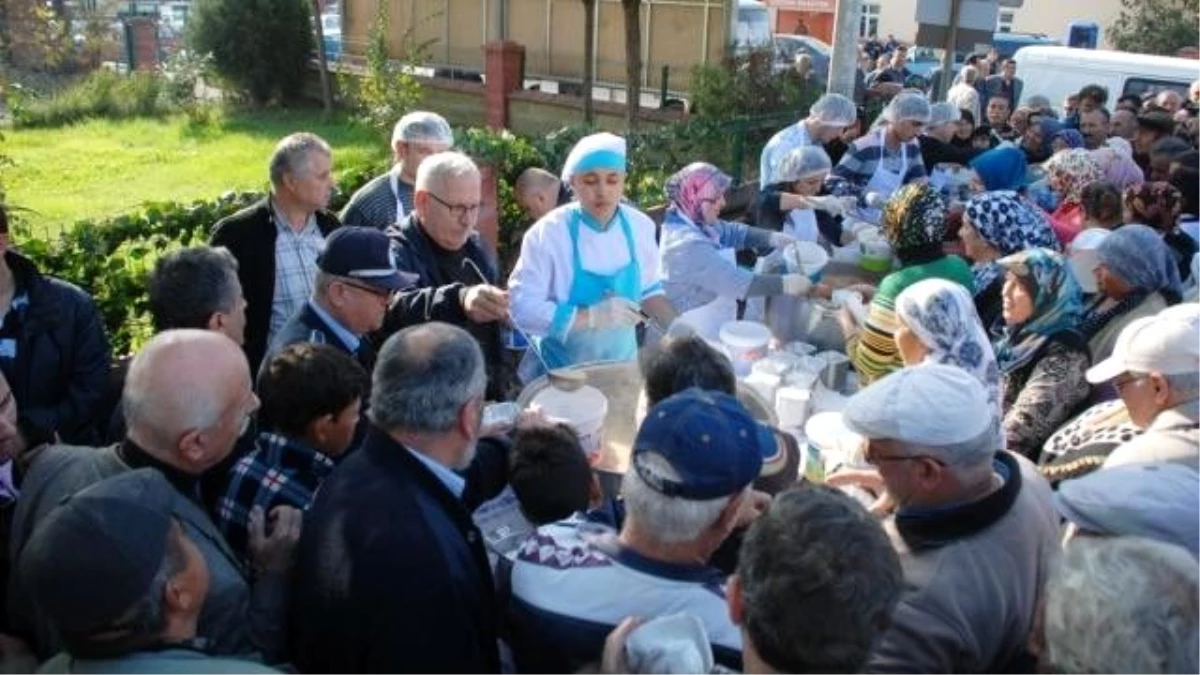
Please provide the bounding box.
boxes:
[337,278,392,300]
[427,192,482,218]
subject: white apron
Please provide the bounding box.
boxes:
[860,129,909,223]
[783,208,820,242]
[676,247,739,341]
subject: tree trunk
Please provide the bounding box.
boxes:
[621,0,641,130]
[582,0,596,124]
[310,0,334,118]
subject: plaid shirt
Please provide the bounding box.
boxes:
[217,431,336,557]
[832,128,927,197]
[269,202,325,346]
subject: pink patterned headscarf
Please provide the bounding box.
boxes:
[666,162,733,225]
[1089,147,1145,191]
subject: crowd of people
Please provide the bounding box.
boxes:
[0,56,1194,675]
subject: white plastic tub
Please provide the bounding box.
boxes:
[529,384,609,465]
[719,320,773,377]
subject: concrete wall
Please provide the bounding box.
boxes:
[344,0,730,91]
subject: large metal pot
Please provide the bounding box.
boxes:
[517,359,776,478]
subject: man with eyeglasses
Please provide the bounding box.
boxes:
[382,151,515,399]
[1088,304,1199,470]
[835,363,1058,673]
[261,226,415,383]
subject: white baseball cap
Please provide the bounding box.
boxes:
[1086,304,1200,383]
[842,363,991,446]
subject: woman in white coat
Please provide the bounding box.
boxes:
[660,162,830,340]
[508,133,678,369]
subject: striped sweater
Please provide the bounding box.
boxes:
[847,255,976,385]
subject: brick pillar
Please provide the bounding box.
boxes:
[127,17,160,72]
[482,41,526,130]
[476,163,500,255]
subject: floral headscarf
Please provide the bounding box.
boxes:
[1124,182,1183,232]
[993,248,1084,374]
[964,191,1061,295]
[1045,149,1103,203]
[895,278,1004,447]
[1089,147,1144,191]
[665,162,732,225]
[1096,223,1183,301]
[881,183,946,263]
[1051,129,1085,150]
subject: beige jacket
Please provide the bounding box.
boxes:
[1104,400,1200,470]
[868,453,1059,673]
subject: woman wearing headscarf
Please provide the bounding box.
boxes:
[1043,149,1103,246]
[659,162,827,340]
[1082,224,1183,364]
[993,248,1090,461]
[1089,146,1144,192]
[1020,118,1063,165]
[1124,182,1196,282]
[509,132,678,369]
[893,278,1004,447]
[1050,129,1086,154]
[959,191,1060,330]
[836,184,974,385]
[756,146,854,246]
[967,146,1029,193]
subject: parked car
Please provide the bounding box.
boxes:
[772,34,830,81]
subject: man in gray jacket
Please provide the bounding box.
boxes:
[22,469,278,673]
[838,363,1058,673]
[8,330,299,663]
[1089,304,1199,470]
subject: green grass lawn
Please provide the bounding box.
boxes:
[3,109,388,234]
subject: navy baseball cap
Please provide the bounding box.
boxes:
[632,388,772,500]
[318,226,418,292]
[19,469,180,639]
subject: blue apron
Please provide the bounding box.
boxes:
[537,206,642,369]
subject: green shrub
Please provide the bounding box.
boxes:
[16,192,261,354]
[11,70,174,128]
[187,0,314,106]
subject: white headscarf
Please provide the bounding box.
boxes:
[894,278,1005,448]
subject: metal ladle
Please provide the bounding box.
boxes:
[460,259,586,392]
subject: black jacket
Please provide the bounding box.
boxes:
[290,426,510,673]
[1,251,110,445]
[209,198,340,376]
[381,215,513,399]
[918,134,981,169]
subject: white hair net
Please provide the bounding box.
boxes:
[808,93,857,128]
[391,111,453,146]
[884,93,932,124]
[928,102,961,127]
[775,145,832,183]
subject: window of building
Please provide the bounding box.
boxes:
[997,10,1014,33]
[860,3,880,38]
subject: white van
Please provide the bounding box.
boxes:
[1014,46,1199,111]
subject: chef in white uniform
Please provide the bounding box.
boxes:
[759,145,861,247]
[659,162,831,340]
[508,133,678,369]
[759,92,857,189]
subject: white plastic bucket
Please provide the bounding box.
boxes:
[719,320,772,377]
[804,411,865,472]
[529,384,609,465]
